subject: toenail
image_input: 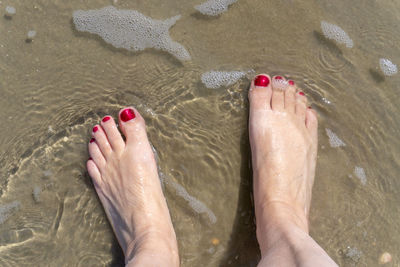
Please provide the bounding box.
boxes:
[93,126,99,132]
[254,75,270,87]
[89,157,92,160]
[299,92,305,96]
[308,106,312,109]
[90,138,95,143]
[102,116,111,123]
[120,108,136,122]
[289,80,295,85]
[275,76,283,80]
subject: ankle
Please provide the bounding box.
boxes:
[125,229,179,266]
[255,201,309,255]
[257,201,309,232]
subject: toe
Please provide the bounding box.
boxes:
[271,76,288,111]
[100,116,125,153]
[295,90,307,121]
[118,107,148,146]
[248,74,272,110]
[306,107,318,132]
[87,159,103,187]
[92,125,113,157]
[284,80,296,113]
[88,138,106,168]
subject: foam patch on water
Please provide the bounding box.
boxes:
[201,71,246,88]
[272,78,289,91]
[0,201,20,224]
[344,246,362,262]
[27,30,37,39]
[354,166,366,185]
[170,180,217,224]
[5,6,16,16]
[72,6,191,61]
[325,128,346,147]
[152,145,217,224]
[321,21,353,48]
[195,0,238,16]
[379,58,398,76]
[322,97,331,104]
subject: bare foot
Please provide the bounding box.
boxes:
[87,107,179,266]
[248,74,318,254]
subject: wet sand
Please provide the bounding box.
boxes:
[0,0,399,266]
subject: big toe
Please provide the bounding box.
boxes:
[118,107,149,147]
[248,74,272,111]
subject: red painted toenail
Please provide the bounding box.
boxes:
[299,92,305,96]
[93,126,99,132]
[275,76,283,80]
[102,116,111,123]
[89,157,92,160]
[90,138,95,143]
[254,75,270,87]
[308,106,312,109]
[120,108,136,122]
[289,80,295,85]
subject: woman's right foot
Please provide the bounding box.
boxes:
[248,74,318,252]
[249,74,337,267]
[87,107,179,266]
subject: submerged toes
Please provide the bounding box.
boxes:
[271,76,288,111]
[100,115,125,152]
[91,124,113,157]
[295,91,307,120]
[249,74,316,126]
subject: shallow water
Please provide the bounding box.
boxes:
[1,0,400,266]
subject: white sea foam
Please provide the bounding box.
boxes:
[272,78,289,91]
[322,97,331,104]
[344,246,362,262]
[171,180,217,223]
[72,6,191,61]
[0,201,20,224]
[321,21,353,48]
[195,0,238,16]
[325,128,346,147]
[201,71,246,88]
[379,58,398,76]
[27,30,37,39]
[5,6,16,16]
[354,166,366,185]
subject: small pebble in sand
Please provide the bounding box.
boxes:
[379,252,392,264]
[5,6,16,18]
[211,238,220,245]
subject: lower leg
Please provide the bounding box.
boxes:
[256,200,338,267]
